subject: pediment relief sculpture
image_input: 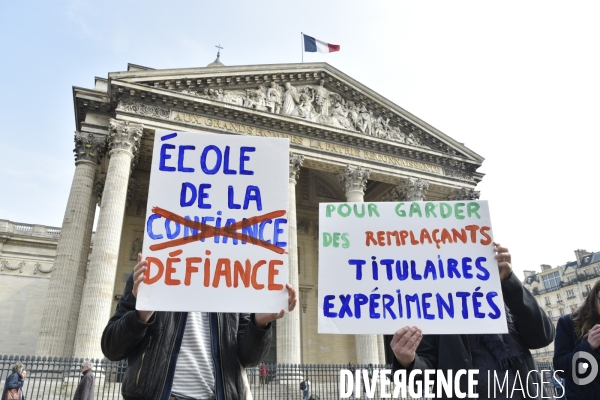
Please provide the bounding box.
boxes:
[177,79,430,149]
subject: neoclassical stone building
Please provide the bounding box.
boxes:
[34,60,485,365]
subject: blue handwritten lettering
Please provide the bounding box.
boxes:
[323,295,337,318]
[239,146,255,175]
[147,214,163,240]
[178,145,195,172]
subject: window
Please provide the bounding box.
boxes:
[566,289,575,299]
[557,293,562,301]
[547,310,553,318]
[560,308,565,316]
[543,272,561,290]
[586,284,592,292]
[545,296,551,306]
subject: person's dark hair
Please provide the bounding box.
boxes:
[573,279,600,338]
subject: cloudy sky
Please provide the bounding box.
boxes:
[1,1,598,279]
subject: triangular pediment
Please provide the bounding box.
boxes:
[104,63,482,163]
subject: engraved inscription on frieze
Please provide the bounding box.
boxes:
[117,99,474,181]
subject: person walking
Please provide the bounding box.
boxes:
[73,361,95,400]
[365,364,373,399]
[2,363,26,400]
[300,376,311,400]
[348,363,356,397]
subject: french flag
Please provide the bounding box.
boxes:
[303,34,340,53]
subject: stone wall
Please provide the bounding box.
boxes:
[0,219,60,355]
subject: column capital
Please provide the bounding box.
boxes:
[400,177,430,201]
[447,187,480,201]
[74,133,107,165]
[289,153,304,184]
[382,187,402,202]
[108,119,143,158]
[339,165,370,195]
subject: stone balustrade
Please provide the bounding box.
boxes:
[0,219,62,238]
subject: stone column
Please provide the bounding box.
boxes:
[276,154,304,381]
[64,180,103,356]
[377,335,386,367]
[73,120,143,359]
[339,165,379,365]
[36,134,106,357]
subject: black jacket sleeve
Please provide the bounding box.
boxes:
[236,313,273,367]
[101,272,156,361]
[502,272,555,349]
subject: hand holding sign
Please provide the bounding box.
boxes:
[132,254,153,323]
[494,242,513,282]
[255,284,298,329]
[390,244,514,367]
[390,326,422,368]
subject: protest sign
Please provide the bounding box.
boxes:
[318,201,507,334]
[137,130,290,313]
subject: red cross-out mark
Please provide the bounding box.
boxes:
[148,206,287,255]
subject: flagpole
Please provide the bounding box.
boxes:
[301,32,303,63]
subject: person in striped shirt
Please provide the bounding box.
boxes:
[102,255,298,400]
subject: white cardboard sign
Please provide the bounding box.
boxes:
[137,130,290,313]
[318,201,508,334]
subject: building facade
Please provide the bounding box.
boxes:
[6,60,487,363]
[0,219,61,355]
[523,250,600,363]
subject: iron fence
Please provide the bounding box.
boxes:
[0,356,562,400]
[0,355,125,400]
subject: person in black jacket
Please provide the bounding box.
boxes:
[102,255,297,400]
[390,243,555,399]
[553,279,600,400]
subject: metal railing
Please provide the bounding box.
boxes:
[0,356,125,400]
[0,356,562,400]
